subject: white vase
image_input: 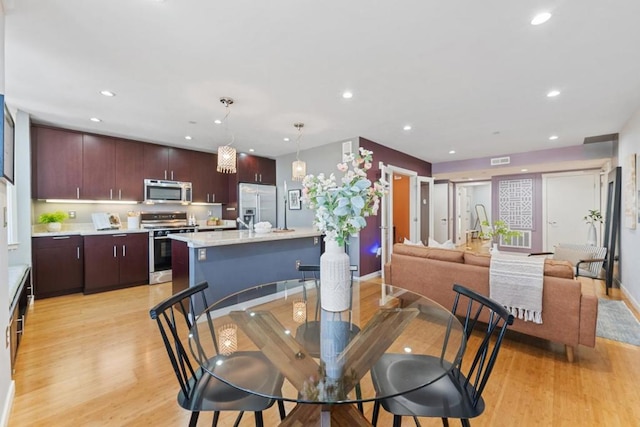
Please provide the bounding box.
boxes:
[46,222,62,232]
[320,239,351,312]
[587,223,597,246]
[490,243,499,255]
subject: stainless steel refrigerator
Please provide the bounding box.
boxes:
[238,183,277,228]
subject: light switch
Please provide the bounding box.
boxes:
[198,248,207,261]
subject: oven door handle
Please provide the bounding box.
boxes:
[154,236,171,240]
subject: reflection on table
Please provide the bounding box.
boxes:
[188,279,465,426]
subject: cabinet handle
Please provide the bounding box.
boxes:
[17,315,24,335]
[113,246,117,258]
[164,170,167,180]
[171,171,174,180]
[110,189,113,200]
[76,187,80,199]
[206,193,209,203]
[112,234,127,237]
[53,236,71,240]
[122,245,126,257]
[210,193,214,203]
[259,173,262,182]
[255,173,258,181]
[77,247,80,259]
[119,189,122,200]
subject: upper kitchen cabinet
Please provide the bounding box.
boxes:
[33,126,83,199]
[237,154,276,185]
[191,152,229,203]
[82,134,116,199]
[143,144,193,182]
[115,139,145,201]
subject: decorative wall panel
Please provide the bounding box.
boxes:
[498,178,533,229]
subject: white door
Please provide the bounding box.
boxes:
[543,171,601,251]
[433,183,449,242]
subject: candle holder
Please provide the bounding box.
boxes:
[293,299,307,323]
[218,323,238,356]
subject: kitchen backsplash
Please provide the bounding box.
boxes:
[32,201,224,226]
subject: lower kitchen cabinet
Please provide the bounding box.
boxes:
[10,267,32,375]
[32,236,84,299]
[84,233,149,294]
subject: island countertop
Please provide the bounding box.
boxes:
[168,227,322,248]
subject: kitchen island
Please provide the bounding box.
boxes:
[169,228,322,308]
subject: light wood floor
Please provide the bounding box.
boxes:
[9,276,640,426]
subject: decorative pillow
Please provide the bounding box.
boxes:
[403,237,425,246]
[428,237,456,250]
[553,246,593,267]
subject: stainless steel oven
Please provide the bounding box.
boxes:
[140,212,197,284]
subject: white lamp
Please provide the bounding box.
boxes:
[216,97,237,174]
[291,122,306,181]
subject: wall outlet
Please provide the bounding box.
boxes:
[68,210,76,219]
[198,248,207,261]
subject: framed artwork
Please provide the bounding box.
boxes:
[624,153,636,229]
[288,189,302,210]
[1,95,15,184]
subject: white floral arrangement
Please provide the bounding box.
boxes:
[301,147,386,246]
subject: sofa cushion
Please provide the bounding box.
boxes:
[464,252,491,267]
[393,243,465,263]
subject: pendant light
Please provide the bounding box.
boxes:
[216,97,237,174]
[291,122,306,181]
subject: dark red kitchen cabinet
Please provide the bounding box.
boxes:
[191,152,229,203]
[33,127,83,199]
[237,154,275,184]
[32,236,84,299]
[82,134,116,200]
[143,143,170,180]
[84,233,149,294]
[115,139,145,201]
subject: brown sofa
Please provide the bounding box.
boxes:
[384,244,598,362]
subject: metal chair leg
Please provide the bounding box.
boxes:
[232,411,244,427]
[278,400,286,420]
[393,414,403,427]
[189,411,200,427]
[461,419,471,427]
[211,411,219,427]
[372,401,380,426]
[440,417,449,426]
[254,411,264,427]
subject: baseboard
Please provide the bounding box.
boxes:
[358,270,381,281]
[0,380,15,427]
[621,283,640,315]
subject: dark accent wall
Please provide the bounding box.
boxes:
[358,138,432,276]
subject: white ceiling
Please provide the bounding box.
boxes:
[4,1,640,174]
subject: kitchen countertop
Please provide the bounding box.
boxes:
[31,220,237,237]
[168,227,321,248]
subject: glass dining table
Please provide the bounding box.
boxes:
[188,278,466,426]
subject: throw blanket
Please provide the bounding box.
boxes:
[489,253,545,324]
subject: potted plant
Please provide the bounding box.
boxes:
[479,220,521,253]
[584,209,603,246]
[39,210,68,232]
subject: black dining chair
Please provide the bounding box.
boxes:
[370,283,514,427]
[149,282,286,427]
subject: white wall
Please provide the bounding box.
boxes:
[7,111,31,266]
[618,108,640,310]
[0,4,15,425]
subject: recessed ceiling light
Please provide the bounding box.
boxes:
[549,135,559,140]
[90,117,101,122]
[531,12,552,26]
[249,148,255,152]
[342,91,353,99]
[547,90,561,97]
[214,119,222,124]
[449,150,456,154]
[467,178,473,181]
[403,125,412,131]
[100,90,115,97]
[184,136,192,140]
[283,137,290,142]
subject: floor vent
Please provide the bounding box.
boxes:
[500,230,531,249]
[491,156,511,166]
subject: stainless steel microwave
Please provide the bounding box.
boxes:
[144,179,192,204]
